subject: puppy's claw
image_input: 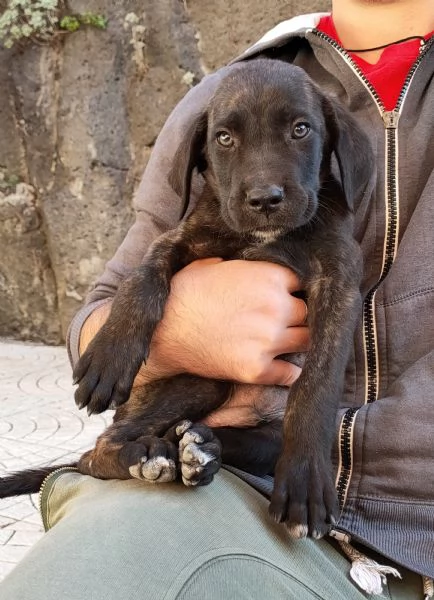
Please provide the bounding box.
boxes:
[129,462,145,479]
[175,420,193,437]
[86,402,105,416]
[312,528,327,540]
[179,430,204,449]
[180,463,203,486]
[142,347,150,365]
[268,505,285,524]
[75,394,88,412]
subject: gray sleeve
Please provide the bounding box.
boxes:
[66,65,235,367]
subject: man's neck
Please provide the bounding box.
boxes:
[332,0,434,63]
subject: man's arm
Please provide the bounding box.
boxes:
[77,259,310,390]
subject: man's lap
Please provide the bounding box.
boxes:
[0,469,421,599]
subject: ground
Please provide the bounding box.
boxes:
[0,340,109,581]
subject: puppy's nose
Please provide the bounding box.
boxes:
[246,185,284,214]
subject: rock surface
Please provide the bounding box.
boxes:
[0,0,329,343]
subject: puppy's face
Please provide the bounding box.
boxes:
[170,60,373,234]
[204,64,327,237]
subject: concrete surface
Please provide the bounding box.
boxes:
[0,339,109,581]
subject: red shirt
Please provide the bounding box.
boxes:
[317,16,432,110]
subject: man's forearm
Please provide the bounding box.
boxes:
[75,260,309,392]
[77,300,163,388]
[78,301,112,356]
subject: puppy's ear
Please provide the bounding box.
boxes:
[168,112,208,219]
[322,96,374,209]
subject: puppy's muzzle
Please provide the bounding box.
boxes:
[246,185,284,216]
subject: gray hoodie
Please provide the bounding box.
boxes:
[67,13,434,580]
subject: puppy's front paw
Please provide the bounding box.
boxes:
[174,421,222,487]
[269,453,338,539]
[73,330,148,415]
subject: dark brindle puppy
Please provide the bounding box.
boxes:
[0,60,373,539]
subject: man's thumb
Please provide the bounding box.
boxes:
[260,359,301,387]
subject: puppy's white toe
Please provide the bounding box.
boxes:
[286,524,309,539]
[130,456,176,483]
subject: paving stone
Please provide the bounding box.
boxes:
[0,339,108,581]
[0,501,36,521]
[0,561,17,580]
[0,530,14,545]
[0,545,32,564]
[2,519,42,532]
[8,529,44,547]
[0,515,17,528]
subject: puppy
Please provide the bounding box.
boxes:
[0,59,373,539]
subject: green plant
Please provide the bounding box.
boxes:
[0,0,107,48]
[0,170,21,193]
[58,14,79,32]
[59,12,107,33]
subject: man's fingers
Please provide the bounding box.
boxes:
[258,359,302,387]
[294,298,308,325]
[274,326,310,355]
[283,297,309,327]
[182,257,224,271]
[251,261,302,293]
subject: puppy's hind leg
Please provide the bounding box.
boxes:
[164,421,223,487]
[213,419,283,477]
[77,412,180,483]
[79,375,232,485]
[78,435,179,484]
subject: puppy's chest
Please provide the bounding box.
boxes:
[187,233,279,261]
[183,211,308,269]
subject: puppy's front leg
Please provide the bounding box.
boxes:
[74,229,193,415]
[269,252,362,539]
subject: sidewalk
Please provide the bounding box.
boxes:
[0,340,109,581]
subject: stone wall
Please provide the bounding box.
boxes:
[0,0,330,343]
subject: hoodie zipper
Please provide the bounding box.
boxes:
[308,30,434,512]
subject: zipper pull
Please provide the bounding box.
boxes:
[382,110,400,129]
[419,38,426,55]
[329,528,352,543]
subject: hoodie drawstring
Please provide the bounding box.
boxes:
[338,539,401,595]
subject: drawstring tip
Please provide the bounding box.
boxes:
[348,558,401,595]
[423,576,434,599]
[338,539,434,599]
[339,540,401,596]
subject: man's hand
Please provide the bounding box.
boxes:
[79,258,309,426]
[136,258,309,386]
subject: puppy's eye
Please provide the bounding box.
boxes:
[216,131,234,147]
[292,122,310,139]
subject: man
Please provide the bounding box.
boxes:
[2,1,433,598]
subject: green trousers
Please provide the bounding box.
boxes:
[1,469,423,599]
